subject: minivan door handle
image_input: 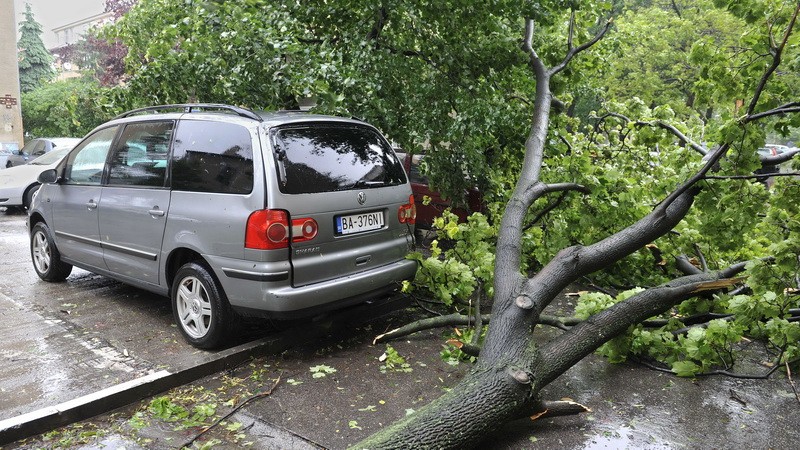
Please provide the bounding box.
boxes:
[86,200,97,210]
[355,255,372,266]
[148,207,166,217]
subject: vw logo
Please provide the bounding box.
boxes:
[357,191,366,205]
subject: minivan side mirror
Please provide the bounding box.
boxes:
[38,169,59,184]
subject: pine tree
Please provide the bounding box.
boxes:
[17,3,55,93]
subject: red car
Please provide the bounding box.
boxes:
[396,152,483,229]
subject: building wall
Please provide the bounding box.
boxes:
[13,0,105,50]
[1,0,24,150]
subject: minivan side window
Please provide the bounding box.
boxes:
[64,126,118,185]
[171,120,254,194]
[108,121,173,187]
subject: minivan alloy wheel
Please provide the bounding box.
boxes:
[31,230,52,274]
[30,222,73,282]
[175,275,213,339]
[171,261,234,349]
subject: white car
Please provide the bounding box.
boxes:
[0,147,72,210]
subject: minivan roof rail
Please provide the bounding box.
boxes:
[113,103,263,122]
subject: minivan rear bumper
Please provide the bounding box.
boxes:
[213,257,417,317]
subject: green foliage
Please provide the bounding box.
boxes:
[379,345,412,374]
[21,77,112,138]
[576,285,798,377]
[407,211,496,308]
[41,423,107,448]
[403,0,800,380]
[127,412,148,431]
[440,327,481,366]
[575,288,645,320]
[111,0,330,109]
[17,4,55,92]
[596,0,745,118]
[108,0,616,203]
[764,319,800,361]
[309,364,337,378]
[148,396,188,421]
[147,395,218,430]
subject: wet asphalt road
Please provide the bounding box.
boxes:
[0,208,268,421]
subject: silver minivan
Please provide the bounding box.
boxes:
[28,104,417,348]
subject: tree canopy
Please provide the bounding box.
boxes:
[20,77,110,138]
[17,3,55,93]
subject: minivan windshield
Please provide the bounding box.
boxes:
[272,123,406,194]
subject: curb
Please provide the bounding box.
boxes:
[0,293,410,445]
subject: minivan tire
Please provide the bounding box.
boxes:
[30,222,73,282]
[171,261,235,349]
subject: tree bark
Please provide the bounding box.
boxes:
[351,364,538,449]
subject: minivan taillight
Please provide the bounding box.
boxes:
[246,210,318,249]
[398,195,416,224]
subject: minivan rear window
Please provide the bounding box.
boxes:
[272,124,406,194]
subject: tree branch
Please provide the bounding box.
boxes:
[524,192,568,231]
[524,184,698,318]
[522,19,546,78]
[669,0,683,19]
[676,255,703,275]
[471,285,484,346]
[373,313,491,344]
[759,148,800,165]
[549,17,613,76]
[542,182,591,195]
[373,309,583,343]
[694,243,708,272]
[597,112,709,156]
[631,356,789,379]
[786,359,800,404]
[180,375,282,449]
[659,143,728,211]
[745,103,800,122]
[365,7,388,42]
[536,264,747,387]
[704,172,800,181]
[530,400,591,421]
[446,339,482,357]
[745,4,800,116]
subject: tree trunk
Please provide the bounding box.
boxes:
[352,362,538,449]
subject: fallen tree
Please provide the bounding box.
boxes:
[354,5,800,448]
[106,1,799,447]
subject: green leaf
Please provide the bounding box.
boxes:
[671,360,701,377]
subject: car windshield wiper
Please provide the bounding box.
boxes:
[352,180,385,189]
[274,147,288,187]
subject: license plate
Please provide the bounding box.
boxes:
[336,211,384,235]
